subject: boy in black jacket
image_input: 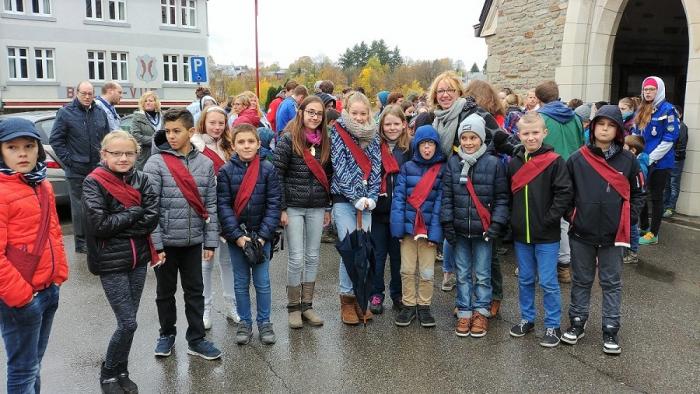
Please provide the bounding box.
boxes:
[507,113,573,347]
[562,105,645,355]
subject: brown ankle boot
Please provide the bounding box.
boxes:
[490,299,501,318]
[340,295,359,325]
[301,282,324,326]
[287,285,303,329]
[354,301,373,323]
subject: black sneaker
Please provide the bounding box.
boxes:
[540,327,561,347]
[394,306,416,327]
[603,331,622,355]
[509,320,535,337]
[417,305,436,328]
[561,317,586,345]
[187,339,222,360]
[235,322,253,345]
[258,322,276,345]
[154,334,175,357]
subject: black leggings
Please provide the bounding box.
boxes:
[100,265,147,369]
[640,168,670,236]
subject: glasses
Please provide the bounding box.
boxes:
[304,110,323,118]
[643,87,657,92]
[77,90,94,97]
[436,88,457,96]
[104,150,137,159]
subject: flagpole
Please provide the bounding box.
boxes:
[254,0,260,98]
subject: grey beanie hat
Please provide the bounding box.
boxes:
[574,103,593,121]
[458,113,486,142]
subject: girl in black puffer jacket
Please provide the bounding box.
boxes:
[82,131,159,393]
[272,96,332,328]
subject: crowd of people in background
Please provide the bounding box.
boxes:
[0,70,687,393]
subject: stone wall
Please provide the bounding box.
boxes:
[484,0,569,93]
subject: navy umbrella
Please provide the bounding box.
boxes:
[335,211,375,324]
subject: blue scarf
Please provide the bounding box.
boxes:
[538,101,575,123]
[0,161,47,186]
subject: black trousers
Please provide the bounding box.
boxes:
[640,168,670,236]
[154,244,205,345]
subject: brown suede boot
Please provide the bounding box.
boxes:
[490,299,501,318]
[354,301,373,323]
[340,295,359,325]
[557,265,572,284]
[287,285,303,329]
[301,282,324,326]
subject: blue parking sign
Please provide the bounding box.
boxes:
[190,56,207,83]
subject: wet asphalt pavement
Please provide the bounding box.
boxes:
[1,211,699,393]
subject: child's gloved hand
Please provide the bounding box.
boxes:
[354,197,368,211]
[443,223,456,245]
[128,206,145,219]
[365,199,376,211]
[484,222,504,242]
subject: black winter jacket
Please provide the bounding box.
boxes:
[508,145,573,244]
[272,133,332,210]
[50,98,110,177]
[217,155,281,243]
[82,166,159,275]
[374,143,412,223]
[441,152,510,241]
[566,144,645,246]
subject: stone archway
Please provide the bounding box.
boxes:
[556,0,700,216]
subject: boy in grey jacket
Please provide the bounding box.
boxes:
[143,108,221,360]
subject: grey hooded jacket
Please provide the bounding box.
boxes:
[143,129,218,251]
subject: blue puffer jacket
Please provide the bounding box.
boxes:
[390,127,444,244]
[217,155,281,243]
[441,151,510,239]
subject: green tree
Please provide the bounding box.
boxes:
[470,62,480,73]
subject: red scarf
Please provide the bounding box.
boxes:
[234,155,260,218]
[406,163,442,239]
[580,147,631,247]
[89,167,160,266]
[465,178,491,232]
[335,123,371,181]
[201,147,225,174]
[511,151,559,193]
[380,142,399,195]
[302,149,330,193]
[160,153,209,222]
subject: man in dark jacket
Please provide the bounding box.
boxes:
[50,80,110,253]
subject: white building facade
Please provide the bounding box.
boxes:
[0,0,210,110]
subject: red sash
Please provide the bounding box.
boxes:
[406,163,442,239]
[511,151,559,193]
[201,147,225,174]
[5,182,51,285]
[160,153,209,222]
[465,178,491,232]
[580,147,631,247]
[380,142,399,195]
[234,155,260,218]
[89,167,160,266]
[303,148,330,193]
[335,123,371,181]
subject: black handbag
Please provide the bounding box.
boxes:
[240,225,265,266]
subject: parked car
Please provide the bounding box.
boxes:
[0,111,69,206]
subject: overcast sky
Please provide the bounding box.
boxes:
[208,0,488,70]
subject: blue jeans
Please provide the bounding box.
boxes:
[630,224,640,253]
[454,237,492,318]
[286,207,325,286]
[514,241,561,328]
[664,159,684,211]
[229,242,272,327]
[0,284,60,394]
[370,219,401,301]
[332,202,371,295]
[442,240,455,274]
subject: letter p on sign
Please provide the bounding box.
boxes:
[190,56,208,83]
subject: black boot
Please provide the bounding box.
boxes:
[117,362,139,393]
[100,362,125,394]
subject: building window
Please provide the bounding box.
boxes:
[3,0,24,12]
[87,50,106,81]
[107,0,125,21]
[182,55,191,82]
[180,0,195,27]
[110,52,128,81]
[34,48,55,80]
[163,54,178,82]
[161,0,175,25]
[30,0,51,15]
[85,0,101,18]
[7,47,29,80]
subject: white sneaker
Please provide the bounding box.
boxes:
[226,308,241,324]
[203,306,212,330]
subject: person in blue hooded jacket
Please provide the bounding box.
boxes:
[390,125,444,328]
[632,76,679,245]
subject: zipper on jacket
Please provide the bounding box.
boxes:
[524,153,531,243]
[33,187,55,279]
[186,155,192,245]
